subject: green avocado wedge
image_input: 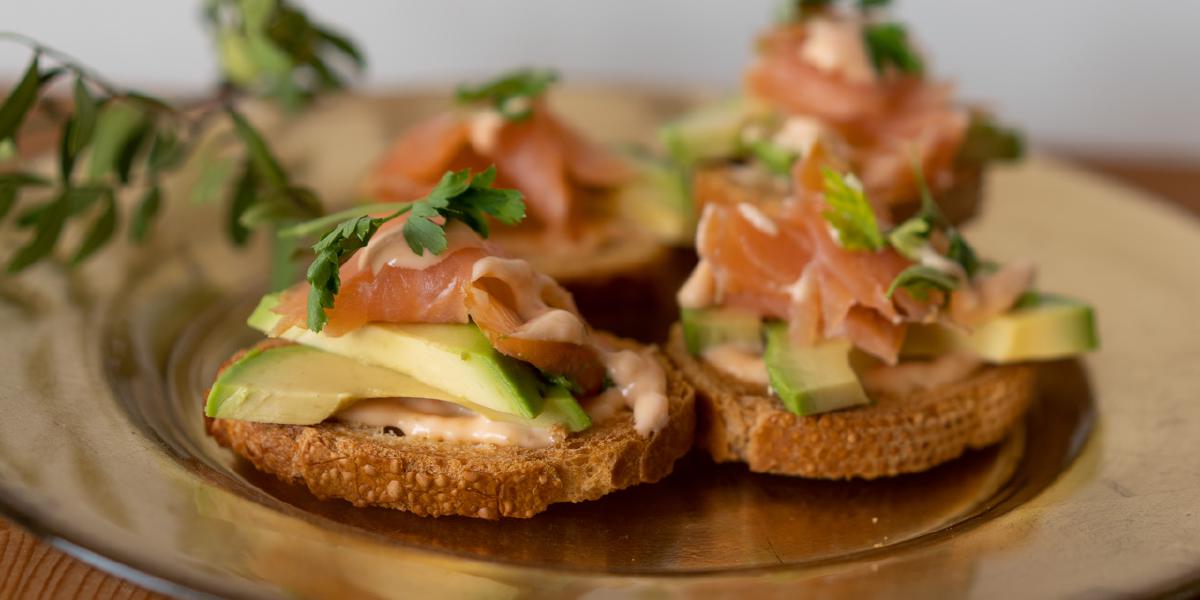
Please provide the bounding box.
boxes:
[659,96,764,168]
[680,307,763,356]
[763,323,872,416]
[248,294,547,419]
[207,344,590,431]
[613,150,693,245]
[903,293,1098,362]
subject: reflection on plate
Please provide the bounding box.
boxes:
[0,91,1197,598]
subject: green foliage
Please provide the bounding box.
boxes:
[863,22,923,76]
[886,264,958,301]
[886,216,930,260]
[820,167,885,252]
[0,26,359,273]
[747,139,798,176]
[958,114,1025,165]
[780,0,890,22]
[299,167,525,332]
[456,69,558,121]
[0,54,42,142]
[129,185,161,242]
[205,0,366,109]
[883,158,985,297]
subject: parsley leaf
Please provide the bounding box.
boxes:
[887,216,930,260]
[884,156,983,287]
[863,23,923,76]
[301,166,524,331]
[886,264,957,301]
[958,114,1024,165]
[821,167,885,252]
[306,214,387,332]
[748,139,798,176]
[456,68,558,121]
[947,231,980,279]
[887,153,941,259]
[911,155,980,278]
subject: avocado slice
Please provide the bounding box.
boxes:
[207,344,590,431]
[903,293,1098,362]
[763,323,871,416]
[660,96,764,167]
[613,150,694,245]
[248,295,545,419]
[541,383,592,433]
[746,138,798,176]
[680,307,763,356]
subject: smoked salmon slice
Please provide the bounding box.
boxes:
[696,198,917,364]
[271,219,606,393]
[744,17,970,207]
[364,99,631,233]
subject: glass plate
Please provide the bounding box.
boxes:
[0,91,1196,599]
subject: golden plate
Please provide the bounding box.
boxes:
[0,90,1197,598]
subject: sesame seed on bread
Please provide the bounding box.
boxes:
[207,337,695,519]
[665,324,1034,479]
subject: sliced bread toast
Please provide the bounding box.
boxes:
[665,325,1034,479]
[208,338,696,519]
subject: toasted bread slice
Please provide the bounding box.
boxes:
[692,162,984,225]
[207,337,695,519]
[665,325,1034,479]
[498,224,667,285]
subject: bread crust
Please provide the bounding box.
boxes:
[665,325,1034,479]
[207,338,695,519]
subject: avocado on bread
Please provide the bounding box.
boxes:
[208,336,695,519]
[249,294,548,419]
[207,343,590,431]
[668,158,1097,479]
[206,166,698,519]
[666,325,1035,479]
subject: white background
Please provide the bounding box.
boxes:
[2,1,1198,160]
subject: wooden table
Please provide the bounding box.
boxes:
[1,159,1197,599]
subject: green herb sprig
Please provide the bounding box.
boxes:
[820,166,885,252]
[863,22,923,77]
[0,1,361,276]
[885,264,956,301]
[300,166,524,332]
[204,0,365,110]
[0,38,190,272]
[455,69,558,121]
[818,158,986,303]
[883,157,983,299]
[958,113,1025,165]
[781,0,892,23]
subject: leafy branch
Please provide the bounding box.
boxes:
[0,1,363,276]
[301,166,524,332]
[204,0,365,110]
